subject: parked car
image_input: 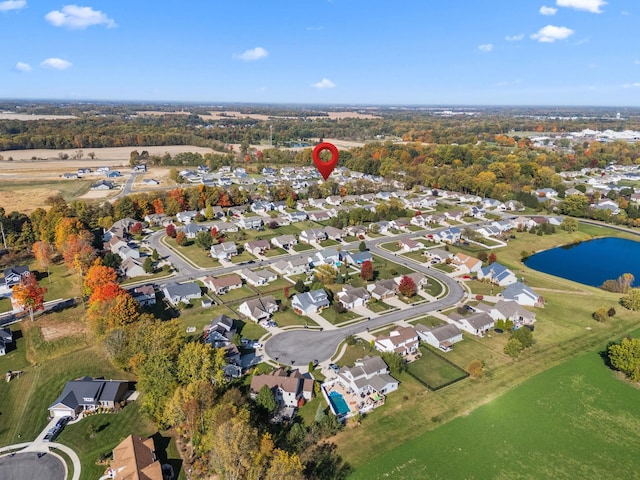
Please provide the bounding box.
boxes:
[55,416,71,429]
[252,342,263,349]
[43,427,60,442]
[329,363,340,373]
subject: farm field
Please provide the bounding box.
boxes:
[349,341,640,479]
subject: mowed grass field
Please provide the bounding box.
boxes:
[349,341,640,480]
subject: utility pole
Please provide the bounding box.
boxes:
[0,222,7,250]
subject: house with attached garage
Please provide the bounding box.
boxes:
[210,242,238,261]
[456,312,495,337]
[239,268,278,287]
[250,367,314,412]
[337,285,371,309]
[204,314,237,348]
[324,226,346,241]
[176,210,199,224]
[270,257,310,276]
[129,285,156,307]
[398,238,425,252]
[237,216,264,230]
[374,326,419,356]
[450,252,483,275]
[415,323,463,352]
[410,214,430,228]
[110,435,162,480]
[270,234,297,250]
[204,274,243,295]
[491,300,536,327]
[180,223,209,239]
[367,279,397,300]
[311,248,341,267]
[90,180,115,191]
[144,213,173,227]
[477,262,517,286]
[291,289,330,315]
[343,251,373,266]
[335,355,399,396]
[395,272,428,289]
[299,228,327,244]
[309,211,332,222]
[244,240,270,256]
[0,328,13,356]
[48,376,130,419]
[3,266,30,288]
[501,282,544,307]
[286,211,308,223]
[120,258,146,279]
[238,296,278,322]
[161,282,202,306]
[423,248,451,263]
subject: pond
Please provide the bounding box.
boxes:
[524,237,640,288]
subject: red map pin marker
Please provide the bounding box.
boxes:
[312,142,339,180]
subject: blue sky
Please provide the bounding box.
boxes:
[1,0,639,106]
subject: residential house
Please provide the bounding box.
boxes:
[144,213,172,227]
[395,272,428,289]
[210,242,238,261]
[326,195,342,206]
[103,218,138,242]
[0,328,13,356]
[117,245,140,262]
[477,262,517,286]
[335,356,399,396]
[237,216,264,230]
[424,248,451,263]
[106,170,122,178]
[129,285,156,307]
[180,223,209,239]
[110,435,162,480]
[270,257,310,276]
[501,282,543,307]
[445,210,464,222]
[204,314,237,348]
[204,274,243,295]
[249,367,314,411]
[367,279,397,300]
[311,248,341,267]
[309,211,332,222]
[244,240,270,256]
[62,172,78,179]
[120,258,146,279]
[337,285,371,309]
[494,299,537,327]
[389,218,410,231]
[369,221,391,234]
[324,226,346,241]
[176,210,199,224]
[250,200,272,214]
[286,211,308,223]
[482,198,506,210]
[161,282,202,306]
[398,238,424,252]
[376,192,392,201]
[535,188,558,199]
[415,323,463,352]
[456,312,495,337]
[238,296,278,322]
[48,376,129,418]
[291,289,330,315]
[90,180,115,190]
[433,227,462,243]
[469,206,486,218]
[375,326,419,356]
[142,178,159,186]
[3,266,30,288]
[410,215,430,228]
[450,253,483,275]
[228,205,247,217]
[345,225,367,238]
[300,228,327,244]
[343,251,373,266]
[270,234,297,250]
[239,268,278,287]
[309,198,327,209]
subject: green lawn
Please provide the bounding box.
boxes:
[370,255,413,280]
[0,296,12,313]
[165,239,219,268]
[264,247,287,258]
[407,346,468,390]
[380,241,401,252]
[401,250,428,263]
[230,249,255,264]
[292,243,314,252]
[254,277,292,294]
[463,279,504,296]
[423,278,445,297]
[409,316,446,328]
[177,304,236,336]
[350,347,640,479]
[366,300,393,313]
[215,286,256,303]
[320,307,359,325]
[432,263,455,273]
[29,260,81,301]
[319,239,340,247]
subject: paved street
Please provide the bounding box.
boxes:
[0,452,65,480]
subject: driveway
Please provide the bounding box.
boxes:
[0,452,65,480]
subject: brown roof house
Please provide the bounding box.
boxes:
[110,434,163,480]
[250,367,314,416]
[374,326,419,356]
[48,376,129,419]
[204,274,243,295]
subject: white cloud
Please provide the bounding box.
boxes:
[556,0,606,13]
[540,6,558,15]
[531,25,575,42]
[634,60,640,65]
[233,47,269,61]
[311,78,336,89]
[623,83,640,88]
[41,58,72,70]
[15,61,31,72]
[505,34,524,41]
[478,43,493,53]
[45,5,116,29]
[0,0,26,12]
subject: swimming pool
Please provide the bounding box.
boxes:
[328,390,350,416]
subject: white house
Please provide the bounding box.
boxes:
[335,356,399,396]
[415,323,463,352]
[375,326,419,356]
[270,234,297,250]
[210,242,238,261]
[398,238,424,252]
[244,240,270,256]
[250,367,313,409]
[271,257,310,276]
[239,268,278,287]
[204,274,243,295]
[477,262,517,286]
[457,312,495,337]
[450,253,482,275]
[501,282,543,307]
[238,296,278,322]
[299,228,327,244]
[337,285,370,309]
[291,289,330,315]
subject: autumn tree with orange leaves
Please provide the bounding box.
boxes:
[60,231,96,274]
[32,241,54,279]
[12,274,47,321]
[83,263,118,297]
